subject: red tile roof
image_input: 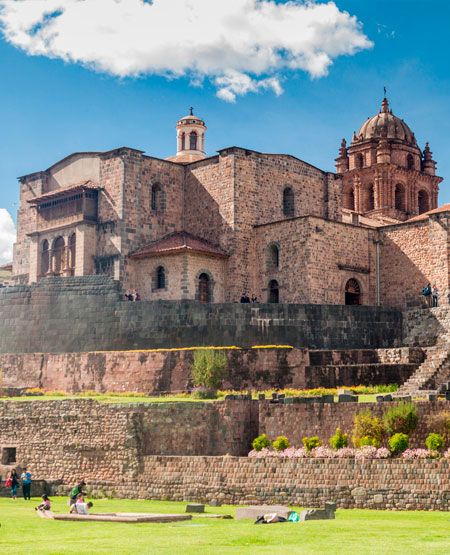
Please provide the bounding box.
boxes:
[27,180,100,204]
[130,232,229,259]
[406,204,450,222]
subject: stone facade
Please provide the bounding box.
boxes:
[9,99,446,308]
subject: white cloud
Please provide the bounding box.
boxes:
[0,0,372,101]
[0,209,15,265]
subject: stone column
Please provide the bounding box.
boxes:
[63,244,71,277]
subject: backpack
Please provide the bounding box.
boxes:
[423,286,430,296]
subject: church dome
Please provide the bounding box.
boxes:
[352,98,417,147]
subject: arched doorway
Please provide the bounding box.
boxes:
[345,278,361,305]
[198,273,210,303]
[268,280,279,303]
[53,236,65,276]
[418,190,429,214]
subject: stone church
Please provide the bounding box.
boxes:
[11,98,447,308]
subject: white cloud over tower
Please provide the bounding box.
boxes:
[0,0,372,101]
[0,209,15,265]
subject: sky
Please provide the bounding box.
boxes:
[0,0,449,264]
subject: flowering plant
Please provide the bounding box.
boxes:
[402,449,440,459]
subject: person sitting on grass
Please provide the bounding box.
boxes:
[70,501,93,515]
[76,492,85,503]
[69,480,86,505]
[35,494,51,511]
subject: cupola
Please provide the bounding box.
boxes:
[166,107,206,164]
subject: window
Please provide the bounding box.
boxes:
[198,273,210,303]
[180,132,185,150]
[267,244,279,269]
[355,153,364,169]
[1,447,16,464]
[406,154,414,170]
[345,278,361,305]
[41,239,49,276]
[151,184,161,211]
[418,190,429,215]
[283,187,294,217]
[365,184,374,212]
[190,131,197,150]
[343,187,355,211]
[268,280,279,303]
[156,266,165,289]
[395,184,406,212]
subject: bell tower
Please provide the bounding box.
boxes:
[166,107,207,164]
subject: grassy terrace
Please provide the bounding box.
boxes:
[0,385,398,404]
[0,497,448,554]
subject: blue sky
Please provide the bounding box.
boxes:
[0,0,449,263]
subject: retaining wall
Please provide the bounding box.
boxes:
[0,347,420,394]
[0,276,403,353]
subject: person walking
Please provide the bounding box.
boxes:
[21,467,31,500]
[69,480,86,505]
[423,283,432,307]
[7,469,19,500]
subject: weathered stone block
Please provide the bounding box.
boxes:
[338,394,358,403]
[186,503,204,513]
[235,506,292,520]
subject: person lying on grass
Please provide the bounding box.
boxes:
[70,501,93,515]
[35,495,51,511]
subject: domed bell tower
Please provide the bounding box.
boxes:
[337,97,442,222]
[166,107,207,164]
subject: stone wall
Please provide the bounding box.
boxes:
[0,347,419,395]
[1,399,449,509]
[404,306,450,346]
[0,276,403,354]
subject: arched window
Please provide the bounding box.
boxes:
[41,240,49,277]
[418,190,429,215]
[69,233,76,276]
[268,280,279,303]
[355,153,364,169]
[345,278,361,305]
[151,184,161,211]
[198,273,210,303]
[267,244,279,269]
[365,184,374,212]
[156,266,165,289]
[283,187,294,217]
[190,131,197,150]
[343,187,355,211]
[394,184,406,212]
[53,236,65,276]
[406,154,414,170]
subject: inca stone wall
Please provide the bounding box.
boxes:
[0,276,403,354]
[1,399,449,510]
[0,347,419,394]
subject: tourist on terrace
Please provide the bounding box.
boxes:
[6,469,19,500]
[423,283,432,307]
[432,284,439,307]
[21,467,31,500]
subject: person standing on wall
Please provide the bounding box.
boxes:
[432,284,439,307]
[423,283,432,307]
[21,467,31,500]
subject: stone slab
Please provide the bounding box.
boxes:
[52,512,192,523]
[186,503,205,513]
[299,509,335,521]
[235,505,293,520]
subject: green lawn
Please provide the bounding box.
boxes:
[0,497,448,554]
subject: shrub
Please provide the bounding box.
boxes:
[351,409,383,448]
[425,433,444,451]
[389,433,409,453]
[329,428,348,450]
[383,402,419,435]
[302,436,322,452]
[24,388,44,396]
[426,411,450,441]
[191,386,218,399]
[273,436,290,451]
[190,349,228,390]
[252,434,271,452]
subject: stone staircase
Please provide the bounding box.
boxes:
[396,341,450,396]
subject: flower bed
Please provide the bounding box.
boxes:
[248,446,450,460]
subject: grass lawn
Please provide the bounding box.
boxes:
[0,497,448,555]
